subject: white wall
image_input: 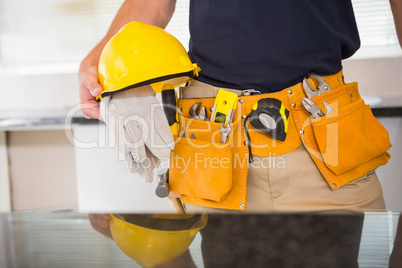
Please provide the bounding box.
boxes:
[0,73,80,112]
[343,57,402,98]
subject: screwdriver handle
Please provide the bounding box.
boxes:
[161,84,178,136]
[155,172,170,198]
[156,84,178,198]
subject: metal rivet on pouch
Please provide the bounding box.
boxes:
[332,183,337,188]
[300,130,304,135]
[239,99,244,103]
[242,115,247,120]
[244,141,249,146]
[288,89,293,94]
[240,203,245,209]
[292,103,296,108]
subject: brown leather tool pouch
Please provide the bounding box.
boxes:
[169,98,249,210]
[291,81,391,189]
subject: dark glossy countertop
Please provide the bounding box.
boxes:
[1,211,401,268]
[370,96,402,117]
[372,107,402,117]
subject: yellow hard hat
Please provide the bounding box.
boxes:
[109,213,208,268]
[97,21,200,101]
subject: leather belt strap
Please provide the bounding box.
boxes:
[179,80,244,99]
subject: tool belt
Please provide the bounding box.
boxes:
[168,70,391,210]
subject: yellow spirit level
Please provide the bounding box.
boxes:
[210,89,238,124]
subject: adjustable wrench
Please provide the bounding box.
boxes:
[220,123,231,143]
[189,102,208,120]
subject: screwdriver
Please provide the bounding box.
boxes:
[161,83,179,135]
[155,83,178,198]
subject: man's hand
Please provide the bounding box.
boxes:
[89,213,112,238]
[77,0,176,119]
[79,65,103,120]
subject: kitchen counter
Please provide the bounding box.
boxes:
[0,211,401,268]
[1,96,402,131]
[0,109,98,131]
[370,96,402,117]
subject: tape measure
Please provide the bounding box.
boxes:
[248,98,289,142]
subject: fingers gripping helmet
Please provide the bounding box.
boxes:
[109,213,207,267]
[97,21,200,100]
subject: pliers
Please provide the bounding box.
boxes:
[302,73,332,98]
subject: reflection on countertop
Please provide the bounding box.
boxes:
[0,211,401,268]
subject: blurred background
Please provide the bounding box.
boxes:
[0,0,401,213]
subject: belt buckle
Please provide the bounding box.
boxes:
[241,89,261,96]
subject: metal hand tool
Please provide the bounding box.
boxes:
[189,102,208,120]
[302,98,325,118]
[220,123,231,143]
[323,102,333,115]
[155,84,177,198]
[161,84,179,135]
[302,73,332,98]
[155,170,170,198]
[247,98,289,142]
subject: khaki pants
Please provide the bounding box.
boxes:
[180,80,386,214]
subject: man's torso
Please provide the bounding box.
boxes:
[188,1,360,93]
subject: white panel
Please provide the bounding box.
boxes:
[0,132,11,212]
[73,124,174,213]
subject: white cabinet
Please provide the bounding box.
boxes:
[6,130,78,211]
[73,124,173,213]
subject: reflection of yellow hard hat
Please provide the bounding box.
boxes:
[97,21,200,101]
[109,213,207,268]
